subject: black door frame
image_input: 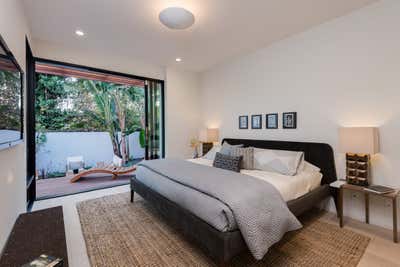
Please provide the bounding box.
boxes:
[144,82,149,159]
[26,57,165,202]
[26,37,36,210]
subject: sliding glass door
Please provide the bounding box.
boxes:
[28,58,165,200]
[144,80,164,160]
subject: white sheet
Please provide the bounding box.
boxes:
[187,158,322,202]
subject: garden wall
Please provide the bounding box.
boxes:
[36,131,144,173]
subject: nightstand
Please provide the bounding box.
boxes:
[337,183,399,243]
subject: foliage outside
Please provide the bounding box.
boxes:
[0,69,21,131]
[35,74,145,163]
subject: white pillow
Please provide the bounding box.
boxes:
[202,145,221,161]
[302,161,321,173]
[253,148,304,176]
[220,142,244,155]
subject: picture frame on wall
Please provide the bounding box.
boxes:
[266,113,278,129]
[238,115,248,129]
[251,115,262,129]
[283,112,297,129]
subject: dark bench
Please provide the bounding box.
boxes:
[0,206,68,267]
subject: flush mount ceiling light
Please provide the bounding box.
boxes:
[159,7,195,30]
[75,30,85,36]
[175,58,182,62]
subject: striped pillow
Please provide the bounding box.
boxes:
[230,147,254,170]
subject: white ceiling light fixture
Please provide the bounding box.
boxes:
[175,58,182,62]
[159,7,195,30]
[75,30,85,36]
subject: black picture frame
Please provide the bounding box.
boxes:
[238,115,248,129]
[283,112,297,129]
[251,115,262,129]
[266,113,278,129]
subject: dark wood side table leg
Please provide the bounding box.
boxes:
[393,198,398,243]
[365,193,369,224]
[339,187,344,228]
[330,187,340,217]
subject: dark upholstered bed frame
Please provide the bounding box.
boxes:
[131,138,337,266]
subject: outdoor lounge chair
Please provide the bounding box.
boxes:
[70,156,137,183]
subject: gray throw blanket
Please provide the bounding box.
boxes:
[138,159,302,260]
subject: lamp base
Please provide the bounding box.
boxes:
[201,142,213,156]
[345,153,370,186]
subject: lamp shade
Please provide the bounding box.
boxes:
[338,127,379,155]
[199,128,219,142]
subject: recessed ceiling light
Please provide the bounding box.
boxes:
[75,30,85,36]
[159,7,195,30]
[175,58,182,62]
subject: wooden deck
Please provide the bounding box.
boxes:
[36,172,132,200]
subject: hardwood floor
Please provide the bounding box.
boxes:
[321,213,400,267]
[33,186,400,267]
[36,173,130,199]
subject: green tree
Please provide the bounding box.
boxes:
[0,69,22,130]
[83,81,145,163]
[35,74,145,162]
[83,80,120,156]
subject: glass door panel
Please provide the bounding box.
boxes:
[145,80,164,159]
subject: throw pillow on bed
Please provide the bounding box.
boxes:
[230,147,254,170]
[253,148,304,176]
[213,152,242,172]
[202,144,221,160]
[219,142,243,155]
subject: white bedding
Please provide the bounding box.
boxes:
[187,158,322,202]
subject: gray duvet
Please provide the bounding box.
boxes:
[137,159,302,260]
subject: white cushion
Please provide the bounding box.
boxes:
[253,148,304,176]
[67,156,84,170]
[202,145,221,161]
[113,155,123,167]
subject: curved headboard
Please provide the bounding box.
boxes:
[222,138,337,185]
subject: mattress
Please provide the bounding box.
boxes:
[135,165,237,231]
[135,158,322,232]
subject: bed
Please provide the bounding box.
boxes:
[130,138,337,265]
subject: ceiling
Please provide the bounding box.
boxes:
[23,0,377,72]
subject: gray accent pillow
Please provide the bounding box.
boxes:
[220,142,243,155]
[213,152,242,172]
[230,147,254,170]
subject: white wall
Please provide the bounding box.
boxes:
[200,0,400,229]
[0,0,31,251]
[165,68,201,158]
[37,132,144,172]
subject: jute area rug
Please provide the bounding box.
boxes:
[77,193,370,267]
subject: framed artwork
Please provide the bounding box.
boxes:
[283,112,297,129]
[251,114,262,129]
[266,113,278,129]
[238,115,248,129]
